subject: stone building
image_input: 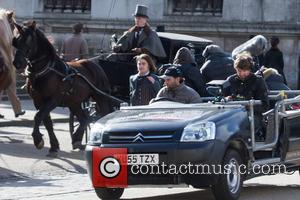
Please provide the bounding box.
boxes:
[1,0,300,87]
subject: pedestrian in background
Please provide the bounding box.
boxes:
[61,22,89,62]
[0,74,25,118]
[129,54,161,106]
[264,36,286,84]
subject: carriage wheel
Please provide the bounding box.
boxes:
[69,112,76,140]
[69,101,98,144]
[69,112,91,144]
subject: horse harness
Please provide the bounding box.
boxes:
[25,56,78,96]
[24,57,125,104]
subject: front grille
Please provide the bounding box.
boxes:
[106,131,176,143]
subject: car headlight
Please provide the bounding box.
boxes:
[181,122,216,142]
[88,123,104,144]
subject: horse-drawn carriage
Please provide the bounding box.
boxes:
[74,32,213,143]
[91,32,213,101]
[10,17,215,155]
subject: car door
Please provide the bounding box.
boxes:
[283,113,300,164]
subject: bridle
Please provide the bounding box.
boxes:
[13,28,56,79]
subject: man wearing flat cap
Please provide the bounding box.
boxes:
[151,66,201,104]
[112,4,166,61]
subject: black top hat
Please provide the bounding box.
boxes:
[161,66,183,79]
[133,4,149,18]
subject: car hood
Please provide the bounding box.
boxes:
[96,102,242,132]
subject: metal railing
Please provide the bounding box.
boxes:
[253,90,300,152]
[196,90,300,157]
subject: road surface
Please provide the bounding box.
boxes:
[1,124,300,200]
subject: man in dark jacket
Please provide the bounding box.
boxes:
[112,4,166,61]
[173,47,207,96]
[200,45,235,83]
[224,53,269,113]
[225,53,269,141]
[263,36,286,84]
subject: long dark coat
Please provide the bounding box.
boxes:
[263,48,286,83]
[201,45,235,83]
[116,25,166,59]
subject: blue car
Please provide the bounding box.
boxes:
[85,90,300,200]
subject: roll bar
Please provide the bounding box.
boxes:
[253,95,300,152]
[268,90,300,95]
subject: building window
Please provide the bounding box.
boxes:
[167,0,223,16]
[44,0,91,13]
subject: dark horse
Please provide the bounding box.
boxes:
[12,21,114,157]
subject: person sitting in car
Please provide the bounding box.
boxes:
[129,54,161,106]
[200,44,235,83]
[152,66,202,104]
[224,52,269,112]
[224,52,269,140]
[256,66,290,91]
[173,47,207,96]
[256,66,292,109]
[112,4,166,61]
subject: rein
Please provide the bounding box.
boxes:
[24,56,125,104]
[25,57,66,79]
[63,72,125,104]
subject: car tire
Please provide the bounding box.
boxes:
[212,149,243,200]
[94,188,124,200]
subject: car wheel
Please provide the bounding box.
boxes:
[94,188,124,200]
[212,149,243,200]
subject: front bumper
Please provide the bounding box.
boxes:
[85,140,225,187]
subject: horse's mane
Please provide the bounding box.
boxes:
[34,28,57,59]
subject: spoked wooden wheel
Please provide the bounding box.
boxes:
[69,101,98,144]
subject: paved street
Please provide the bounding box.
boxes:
[1,0,300,198]
[1,101,300,200]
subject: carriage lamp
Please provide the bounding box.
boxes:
[89,123,105,144]
[180,122,216,142]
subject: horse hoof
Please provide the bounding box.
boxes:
[72,141,85,150]
[36,139,44,150]
[46,151,58,158]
